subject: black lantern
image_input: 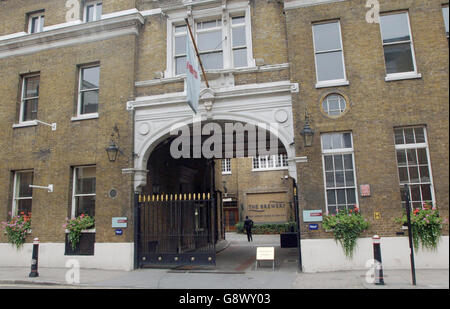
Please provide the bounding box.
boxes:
[106,140,119,162]
[300,112,315,147]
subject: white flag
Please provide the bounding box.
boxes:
[186,33,201,114]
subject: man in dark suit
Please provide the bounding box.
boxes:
[243,216,254,242]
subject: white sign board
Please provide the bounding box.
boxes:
[255,247,275,271]
[256,247,275,260]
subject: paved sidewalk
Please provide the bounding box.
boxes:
[0,233,448,289]
[0,266,448,289]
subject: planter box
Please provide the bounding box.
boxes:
[65,233,95,256]
[280,232,297,248]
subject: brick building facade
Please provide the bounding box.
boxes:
[0,0,448,272]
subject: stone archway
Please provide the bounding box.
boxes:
[128,80,299,191]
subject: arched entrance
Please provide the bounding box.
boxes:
[128,80,300,268]
[135,119,290,267]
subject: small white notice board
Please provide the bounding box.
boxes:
[255,247,275,271]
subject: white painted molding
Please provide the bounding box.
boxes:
[0,11,144,59]
[284,0,348,10]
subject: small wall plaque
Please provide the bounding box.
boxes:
[112,217,128,228]
[360,184,371,197]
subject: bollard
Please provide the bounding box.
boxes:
[29,237,39,278]
[372,235,384,285]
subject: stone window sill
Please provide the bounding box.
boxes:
[12,121,38,128]
[315,80,350,89]
[71,113,99,122]
[385,72,422,82]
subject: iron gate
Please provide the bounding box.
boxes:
[136,192,217,267]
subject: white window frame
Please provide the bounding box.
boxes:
[321,133,359,215]
[28,12,45,34]
[11,170,34,217]
[71,167,96,229]
[196,18,224,71]
[221,158,232,174]
[230,15,248,68]
[443,5,449,40]
[312,20,349,89]
[165,3,255,78]
[252,154,288,172]
[19,74,40,124]
[394,127,436,209]
[379,11,421,82]
[84,1,102,22]
[75,64,100,119]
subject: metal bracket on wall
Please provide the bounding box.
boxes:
[29,184,53,193]
[35,120,57,131]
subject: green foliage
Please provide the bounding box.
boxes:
[1,212,32,249]
[63,214,95,250]
[322,208,369,259]
[235,222,297,234]
[395,203,444,251]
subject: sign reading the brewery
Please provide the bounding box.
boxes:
[360,184,371,197]
[112,217,128,228]
[256,247,275,261]
[308,224,319,230]
[246,192,289,223]
[303,210,323,222]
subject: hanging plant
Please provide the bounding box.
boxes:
[1,212,32,249]
[322,207,370,259]
[63,214,95,251]
[395,203,444,251]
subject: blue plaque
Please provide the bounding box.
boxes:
[309,224,319,230]
[115,229,123,235]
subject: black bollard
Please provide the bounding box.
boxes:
[29,237,39,278]
[372,235,384,285]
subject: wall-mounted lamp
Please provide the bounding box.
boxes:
[300,110,315,147]
[106,140,120,162]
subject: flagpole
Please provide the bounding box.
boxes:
[185,18,210,89]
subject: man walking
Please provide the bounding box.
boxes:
[244,216,254,242]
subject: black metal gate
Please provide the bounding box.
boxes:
[136,192,216,268]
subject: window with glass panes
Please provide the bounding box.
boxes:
[20,75,39,122]
[231,16,247,68]
[321,133,358,214]
[196,19,223,70]
[28,12,45,34]
[222,158,231,174]
[72,166,96,218]
[174,24,188,75]
[172,12,251,76]
[312,21,347,84]
[12,171,34,216]
[322,93,347,117]
[394,127,435,209]
[443,5,449,42]
[379,12,417,75]
[252,154,288,170]
[78,65,100,115]
[84,1,102,22]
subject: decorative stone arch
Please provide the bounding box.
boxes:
[128,80,299,192]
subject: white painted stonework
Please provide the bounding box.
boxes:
[0,243,134,271]
[128,80,299,191]
[300,236,449,273]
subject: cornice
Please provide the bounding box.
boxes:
[0,11,145,59]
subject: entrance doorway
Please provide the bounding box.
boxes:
[134,119,297,270]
